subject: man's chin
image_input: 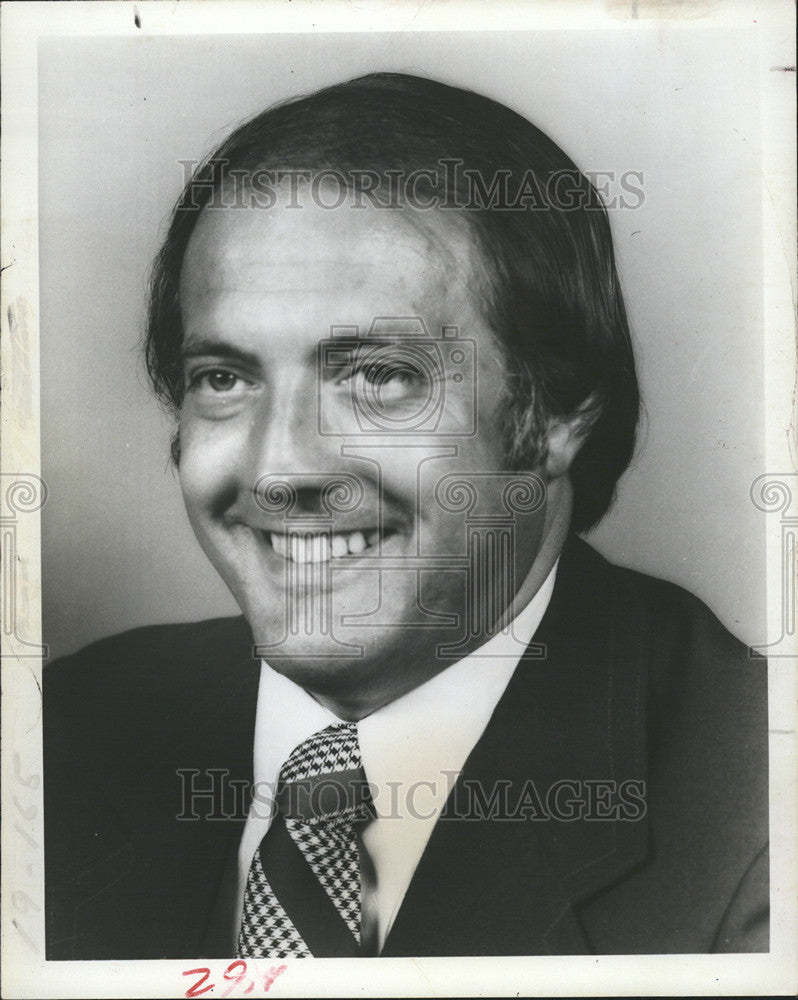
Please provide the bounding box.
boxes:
[238,567,461,651]
[250,626,370,671]
[246,616,454,714]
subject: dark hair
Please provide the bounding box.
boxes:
[146,72,639,531]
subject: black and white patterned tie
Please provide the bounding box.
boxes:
[237,722,374,958]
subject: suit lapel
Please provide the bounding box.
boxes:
[382,536,651,956]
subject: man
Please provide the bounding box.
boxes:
[44,72,768,959]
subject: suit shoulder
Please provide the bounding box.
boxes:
[576,536,754,660]
[45,615,252,679]
[592,538,767,781]
[612,557,761,680]
[570,535,766,742]
[43,615,255,723]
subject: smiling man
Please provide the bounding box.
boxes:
[44,73,768,960]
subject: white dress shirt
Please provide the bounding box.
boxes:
[236,561,558,951]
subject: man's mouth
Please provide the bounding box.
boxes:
[266,528,397,564]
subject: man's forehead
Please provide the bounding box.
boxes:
[180,195,484,301]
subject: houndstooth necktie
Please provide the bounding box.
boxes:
[237,721,374,958]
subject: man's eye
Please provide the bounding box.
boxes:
[348,361,428,405]
[206,371,239,392]
[358,359,425,389]
[188,369,243,393]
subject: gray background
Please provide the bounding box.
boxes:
[39,29,765,660]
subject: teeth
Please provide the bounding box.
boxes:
[288,533,330,564]
[268,530,384,563]
[331,534,349,558]
[347,531,367,554]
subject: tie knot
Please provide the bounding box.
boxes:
[280,722,361,783]
[277,722,372,823]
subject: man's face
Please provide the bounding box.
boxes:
[178,191,548,715]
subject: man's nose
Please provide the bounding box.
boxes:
[247,365,327,470]
[244,366,337,509]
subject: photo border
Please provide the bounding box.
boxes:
[2,2,795,996]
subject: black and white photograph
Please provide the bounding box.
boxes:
[2,1,795,996]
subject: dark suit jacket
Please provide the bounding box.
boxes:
[43,535,768,958]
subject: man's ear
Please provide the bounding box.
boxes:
[544,394,601,479]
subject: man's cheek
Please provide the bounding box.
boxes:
[178,456,215,516]
[178,430,237,507]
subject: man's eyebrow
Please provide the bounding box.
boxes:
[180,338,261,367]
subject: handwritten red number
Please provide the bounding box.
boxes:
[222,959,249,998]
[182,960,285,997]
[183,967,213,998]
[264,965,287,992]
